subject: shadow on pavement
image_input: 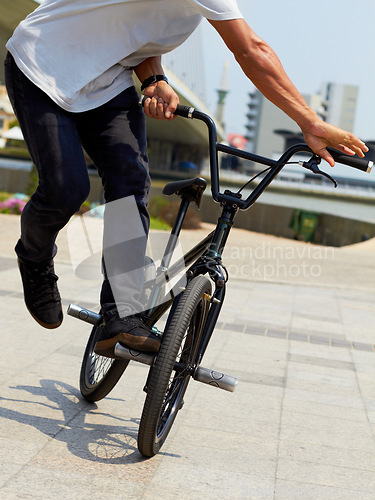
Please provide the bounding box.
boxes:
[0,379,162,464]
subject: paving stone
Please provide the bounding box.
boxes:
[288,332,309,342]
[352,342,374,352]
[275,478,375,500]
[267,329,288,339]
[0,215,375,497]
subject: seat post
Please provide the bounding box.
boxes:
[159,197,190,271]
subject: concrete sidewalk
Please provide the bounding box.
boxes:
[0,214,375,499]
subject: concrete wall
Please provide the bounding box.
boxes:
[2,166,374,248]
[0,167,30,193]
[0,165,103,200]
[148,186,375,248]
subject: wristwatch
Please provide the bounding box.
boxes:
[141,74,169,91]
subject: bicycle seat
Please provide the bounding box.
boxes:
[162,177,207,207]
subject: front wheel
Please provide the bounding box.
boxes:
[80,325,129,402]
[138,275,212,457]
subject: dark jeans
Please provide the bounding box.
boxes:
[4,53,151,314]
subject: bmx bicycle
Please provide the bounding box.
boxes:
[68,99,373,457]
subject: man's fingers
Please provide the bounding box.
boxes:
[317,148,335,167]
[144,96,165,119]
[142,83,180,120]
[342,145,364,158]
[334,134,368,157]
[334,143,366,158]
[305,121,369,166]
[336,144,356,156]
[164,94,179,120]
[143,96,177,120]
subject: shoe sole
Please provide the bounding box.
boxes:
[27,306,63,329]
[94,332,160,359]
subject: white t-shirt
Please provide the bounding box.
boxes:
[6,0,243,112]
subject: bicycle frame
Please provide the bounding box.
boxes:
[192,110,317,209]
[144,110,318,365]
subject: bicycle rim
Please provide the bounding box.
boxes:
[80,325,129,402]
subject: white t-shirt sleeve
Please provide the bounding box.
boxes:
[185,0,243,20]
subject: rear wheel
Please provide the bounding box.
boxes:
[80,325,129,402]
[138,275,211,457]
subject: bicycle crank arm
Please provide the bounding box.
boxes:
[67,304,103,325]
[193,366,237,392]
[114,343,156,366]
[114,344,237,392]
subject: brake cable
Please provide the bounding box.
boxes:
[235,154,338,196]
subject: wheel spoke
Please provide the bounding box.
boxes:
[89,354,115,385]
[80,325,128,402]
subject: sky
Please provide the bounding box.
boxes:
[200,0,375,142]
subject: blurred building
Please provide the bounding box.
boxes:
[245,83,359,159]
[318,82,358,132]
[245,88,301,157]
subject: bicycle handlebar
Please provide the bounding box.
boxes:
[139,96,373,208]
[326,147,372,173]
[173,102,373,172]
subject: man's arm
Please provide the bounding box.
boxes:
[209,18,368,165]
[134,57,179,120]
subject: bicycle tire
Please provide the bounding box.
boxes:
[138,275,212,457]
[80,324,129,402]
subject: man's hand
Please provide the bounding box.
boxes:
[301,120,369,167]
[208,19,369,167]
[143,81,179,120]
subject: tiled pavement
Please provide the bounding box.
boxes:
[0,214,375,499]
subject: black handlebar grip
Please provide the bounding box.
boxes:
[327,147,373,173]
[173,104,196,118]
[139,94,195,119]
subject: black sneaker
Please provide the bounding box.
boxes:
[94,314,160,358]
[18,258,63,329]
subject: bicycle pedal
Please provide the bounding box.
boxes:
[114,343,156,367]
[193,366,237,392]
[67,303,103,325]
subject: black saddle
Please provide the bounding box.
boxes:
[162,177,207,207]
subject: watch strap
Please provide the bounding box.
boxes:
[141,74,169,91]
